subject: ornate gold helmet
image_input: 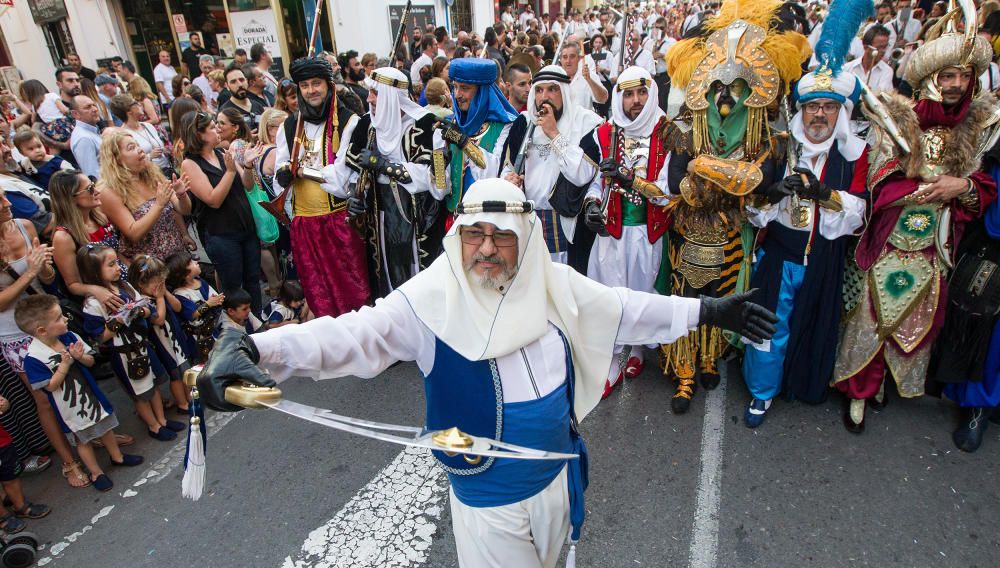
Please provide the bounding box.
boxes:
[905,0,993,101]
[666,0,811,155]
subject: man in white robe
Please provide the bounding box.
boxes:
[196,179,777,568]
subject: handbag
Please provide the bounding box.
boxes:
[246,181,280,244]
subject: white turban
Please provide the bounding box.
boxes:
[397,178,623,421]
[611,66,665,137]
[364,67,428,156]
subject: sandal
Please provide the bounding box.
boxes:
[21,455,52,475]
[14,501,50,519]
[61,461,92,488]
[0,513,25,533]
[92,433,136,448]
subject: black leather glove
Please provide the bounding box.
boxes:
[788,167,832,201]
[347,196,366,217]
[599,157,635,189]
[437,120,470,149]
[275,164,294,188]
[584,199,609,237]
[196,328,275,412]
[358,149,412,183]
[761,177,794,204]
[699,290,779,345]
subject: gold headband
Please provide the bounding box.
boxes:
[372,71,409,90]
[616,77,650,91]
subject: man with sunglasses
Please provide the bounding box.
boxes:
[272,56,370,318]
[742,52,869,428]
[196,177,777,568]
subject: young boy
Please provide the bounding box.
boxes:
[0,398,50,533]
[220,289,264,334]
[13,129,73,190]
[263,280,313,329]
[16,294,144,493]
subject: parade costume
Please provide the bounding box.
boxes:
[502,65,603,272]
[584,67,671,391]
[445,59,520,214]
[195,179,777,568]
[273,57,370,317]
[833,0,1000,432]
[174,278,221,365]
[741,0,871,427]
[660,0,811,413]
[338,67,444,297]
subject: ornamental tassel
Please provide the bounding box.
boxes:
[182,386,207,500]
[565,542,577,568]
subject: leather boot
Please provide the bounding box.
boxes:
[953,407,988,453]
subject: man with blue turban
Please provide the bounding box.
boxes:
[441,58,519,217]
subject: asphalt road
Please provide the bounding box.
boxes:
[17,356,1000,568]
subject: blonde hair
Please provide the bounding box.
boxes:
[424,78,451,107]
[208,69,226,89]
[257,108,288,145]
[128,75,156,102]
[98,130,166,211]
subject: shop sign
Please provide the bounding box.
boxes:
[26,0,68,24]
[172,14,187,33]
[230,9,280,57]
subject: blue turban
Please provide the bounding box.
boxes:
[448,58,518,136]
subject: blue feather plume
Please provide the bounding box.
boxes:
[814,0,876,75]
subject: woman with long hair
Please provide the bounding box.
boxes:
[97,131,192,262]
[128,75,161,126]
[249,108,288,296]
[178,111,262,314]
[171,74,191,100]
[167,97,201,161]
[216,107,252,151]
[0,185,91,486]
[109,94,171,175]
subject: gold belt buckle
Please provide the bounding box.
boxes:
[681,242,726,267]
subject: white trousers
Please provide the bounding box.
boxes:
[451,467,570,568]
[588,225,663,382]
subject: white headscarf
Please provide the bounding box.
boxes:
[364,67,428,156]
[790,102,865,176]
[397,179,623,421]
[525,65,604,146]
[611,66,665,138]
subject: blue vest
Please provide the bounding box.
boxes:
[424,333,589,540]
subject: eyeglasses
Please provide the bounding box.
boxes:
[802,102,841,114]
[460,227,518,248]
[73,182,96,197]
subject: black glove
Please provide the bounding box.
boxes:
[347,196,366,217]
[788,167,832,201]
[275,164,294,188]
[358,149,412,183]
[437,120,470,149]
[761,177,794,204]
[599,157,635,189]
[584,199,609,237]
[699,290,779,345]
[196,328,275,412]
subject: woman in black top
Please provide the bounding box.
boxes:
[178,111,262,314]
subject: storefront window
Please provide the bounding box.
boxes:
[120,0,175,86]
[168,0,231,57]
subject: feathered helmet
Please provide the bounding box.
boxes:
[665,0,812,156]
[794,0,873,114]
[905,0,993,101]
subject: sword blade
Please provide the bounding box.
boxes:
[260,399,578,460]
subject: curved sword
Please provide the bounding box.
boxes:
[258,398,579,461]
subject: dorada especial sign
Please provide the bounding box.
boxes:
[230,9,280,54]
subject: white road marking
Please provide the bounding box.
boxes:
[688,374,727,568]
[281,445,447,568]
[34,411,238,565]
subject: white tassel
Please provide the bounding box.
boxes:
[182,415,205,500]
[565,543,577,568]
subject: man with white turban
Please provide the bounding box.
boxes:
[196,178,778,568]
[741,59,869,428]
[334,66,446,296]
[583,67,672,396]
[502,65,603,274]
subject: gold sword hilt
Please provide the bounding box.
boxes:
[183,367,283,409]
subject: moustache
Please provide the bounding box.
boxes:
[942,88,964,97]
[474,253,504,265]
[809,118,828,126]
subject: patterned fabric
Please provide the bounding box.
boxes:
[119,199,187,261]
[0,358,47,461]
[290,212,370,317]
[0,335,33,374]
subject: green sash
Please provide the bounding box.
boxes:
[447,121,506,211]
